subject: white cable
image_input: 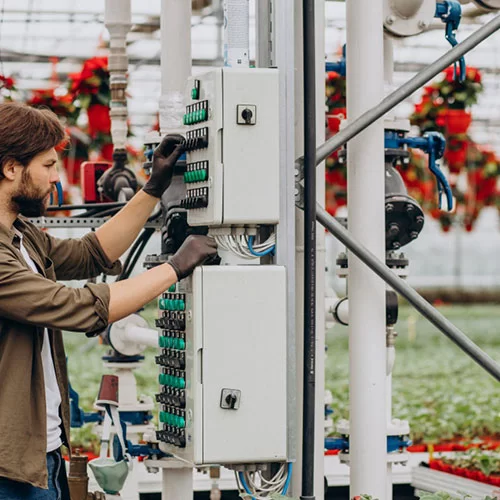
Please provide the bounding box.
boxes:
[214,232,277,260]
[235,465,289,499]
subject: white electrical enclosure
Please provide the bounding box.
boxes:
[181,68,280,227]
[158,266,288,465]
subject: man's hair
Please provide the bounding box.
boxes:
[0,102,66,180]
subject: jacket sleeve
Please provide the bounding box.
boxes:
[0,250,110,334]
[43,230,122,281]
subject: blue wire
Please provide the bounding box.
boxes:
[247,235,276,257]
[282,462,293,495]
[238,472,256,500]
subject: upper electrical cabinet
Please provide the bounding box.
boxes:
[181,68,280,227]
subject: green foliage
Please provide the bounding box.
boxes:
[416,492,496,500]
[442,447,500,477]
[64,304,500,452]
[326,305,500,444]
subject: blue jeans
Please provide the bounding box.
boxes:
[0,449,69,500]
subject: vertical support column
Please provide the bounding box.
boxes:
[346,0,387,498]
[293,0,325,497]
[159,2,193,499]
[159,0,192,136]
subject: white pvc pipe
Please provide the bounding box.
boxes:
[346,0,387,497]
[223,0,250,67]
[104,0,131,150]
[159,0,192,135]
[124,325,158,349]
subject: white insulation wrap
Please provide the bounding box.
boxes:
[223,0,250,67]
[159,91,185,135]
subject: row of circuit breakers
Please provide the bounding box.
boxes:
[153,68,291,466]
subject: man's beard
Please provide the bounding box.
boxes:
[10,170,53,217]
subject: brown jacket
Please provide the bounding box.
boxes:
[0,217,122,488]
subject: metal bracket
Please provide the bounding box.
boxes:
[29,217,163,229]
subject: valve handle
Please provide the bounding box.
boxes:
[398,132,453,212]
[424,132,454,212]
[435,1,465,82]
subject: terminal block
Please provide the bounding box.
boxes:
[156,287,188,449]
[180,187,209,210]
[183,127,209,152]
[184,161,209,184]
[183,100,209,125]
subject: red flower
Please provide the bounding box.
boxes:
[87,104,111,136]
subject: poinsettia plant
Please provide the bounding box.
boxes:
[325,71,346,110]
[0,74,18,102]
[69,56,110,110]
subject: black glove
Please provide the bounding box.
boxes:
[168,235,218,281]
[143,134,185,198]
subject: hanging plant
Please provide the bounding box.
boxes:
[27,87,80,124]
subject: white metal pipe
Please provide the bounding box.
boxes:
[162,468,193,500]
[346,0,387,497]
[386,347,395,500]
[384,36,396,500]
[159,0,192,135]
[158,4,193,499]
[223,0,250,67]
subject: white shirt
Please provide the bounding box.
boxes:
[15,229,62,452]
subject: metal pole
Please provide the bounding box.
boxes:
[346,0,387,498]
[301,0,316,498]
[316,204,500,382]
[295,14,500,171]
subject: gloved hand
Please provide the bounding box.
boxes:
[168,235,218,281]
[143,134,185,198]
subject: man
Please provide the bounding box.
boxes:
[0,102,217,499]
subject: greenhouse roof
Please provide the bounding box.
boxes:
[1,1,500,151]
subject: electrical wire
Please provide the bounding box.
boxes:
[47,202,127,212]
[117,228,154,281]
[235,463,292,499]
[247,235,275,257]
[213,233,276,260]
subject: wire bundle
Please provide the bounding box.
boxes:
[235,463,292,499]
[213,233,276,259]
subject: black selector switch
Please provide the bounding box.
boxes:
[241,108,253,124]
[225,393,238,409]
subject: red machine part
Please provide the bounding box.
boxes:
[81,161,112,203]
